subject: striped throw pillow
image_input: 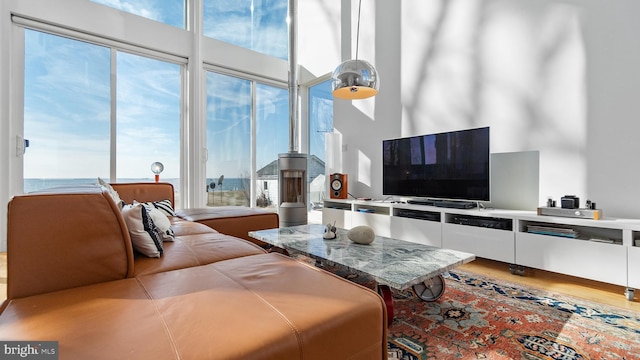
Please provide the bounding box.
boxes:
[141,199,176,217]
[121,203,164,258]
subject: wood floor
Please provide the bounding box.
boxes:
[459,257,640,312]
[0,253,637,312]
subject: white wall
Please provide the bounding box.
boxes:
[334,0,402,201]
[335,0,640,218]
[298,0,341,81]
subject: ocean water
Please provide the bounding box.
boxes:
[23,178,247,194]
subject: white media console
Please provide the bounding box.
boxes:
[323,199,640,299]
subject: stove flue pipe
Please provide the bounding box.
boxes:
[288,0,299,153]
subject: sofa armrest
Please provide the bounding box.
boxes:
[176,207,279,245]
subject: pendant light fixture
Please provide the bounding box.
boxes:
[331,0,379,100]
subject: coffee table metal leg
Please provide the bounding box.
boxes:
[377,285,394,326]
[412,274,446,302]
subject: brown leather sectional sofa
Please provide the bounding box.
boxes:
[0,183,387,359]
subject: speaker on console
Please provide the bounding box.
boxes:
[329,173,348,199]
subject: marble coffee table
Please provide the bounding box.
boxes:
[249,224,475,324]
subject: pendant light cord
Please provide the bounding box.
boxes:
[355,0,362,61]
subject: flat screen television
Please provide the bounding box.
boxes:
[382,127,490,201]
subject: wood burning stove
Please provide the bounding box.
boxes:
[278,152,307,227]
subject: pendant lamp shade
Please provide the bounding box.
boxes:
[331,59,379,99]
[331,0,379,100]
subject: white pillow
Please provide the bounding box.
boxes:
[121,203,164,258]
[140,202,175,242]
[98,177,124,208]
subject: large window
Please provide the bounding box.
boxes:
[5,0,299,253]
[205,71,288,208]
[203,0,288,60]
[17,3,312,211]
[23,29,182,203]
[89,0,186,29]
[24,30,111,192]
[205,72,252,206]
[115,52,181,184]
[308,80,333,207]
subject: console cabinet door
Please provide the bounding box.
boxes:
[390,217,442,247]
[516,233,627,286]
[442,223,515,263]
[351,212,391,237]
[322,208,351,229]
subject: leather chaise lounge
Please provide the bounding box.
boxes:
[0,183,387,359]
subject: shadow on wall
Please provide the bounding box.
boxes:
[399,0,586,202]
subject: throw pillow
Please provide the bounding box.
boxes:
[97,177,124,209]
[140,203,175,242]
[141,199,176,217]
[121,203,164,258]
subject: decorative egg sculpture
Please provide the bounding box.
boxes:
[347,225,375,244]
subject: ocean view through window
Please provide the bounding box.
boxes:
[23,29,111,185]
[23,30,182,206]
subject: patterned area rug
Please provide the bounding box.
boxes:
[387,271,640,360]
[291,255,640,359]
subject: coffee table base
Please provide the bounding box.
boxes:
[412,274,446,302]
[377,274,446,326]
[376,285,394,326]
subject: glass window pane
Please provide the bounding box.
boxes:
[203,0,288,60]
[205,72,251,207]
[256,84,288,208]
[24,29,111,192]
[308,80,333,207]
[115,52,181,197]
[90,0,185,29]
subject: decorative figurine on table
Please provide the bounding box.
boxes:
[323,222,337,240]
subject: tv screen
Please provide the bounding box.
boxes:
[382,127,490,201]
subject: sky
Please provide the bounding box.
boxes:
[24,30,182,179]
[22,0,335,182]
